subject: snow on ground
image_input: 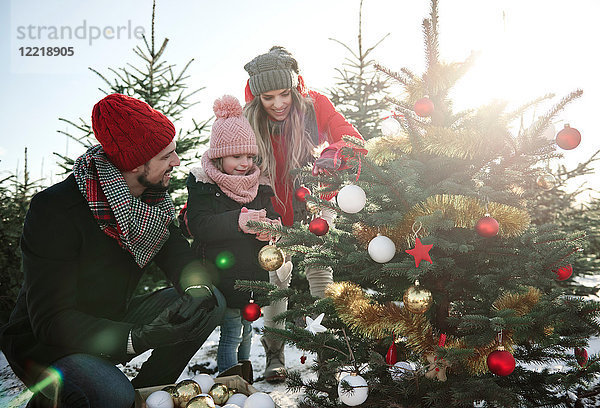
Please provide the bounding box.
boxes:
[0,316,316,407]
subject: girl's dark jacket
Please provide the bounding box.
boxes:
[184,168,278,309]
[0,174,201,386]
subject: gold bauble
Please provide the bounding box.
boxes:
[403,284,433,314]
[162,385,179,398]
[544,326,555,336]
[227,388,238,398]
[305,200,321,214]
[175,380,201,407]
[536,174,556,191]
[208,383,229,405]
[258,244,284,271]
[186,394,215,408]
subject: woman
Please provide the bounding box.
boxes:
[243,46,365,382]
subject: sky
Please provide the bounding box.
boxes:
[0,0,598,199]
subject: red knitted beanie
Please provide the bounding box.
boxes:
[91,94,176,171]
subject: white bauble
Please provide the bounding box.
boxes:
[191,373,215,393]
[145,390,174,408]
[222,405,240,408]
[336,185,366,214]
[381,116,401,137]
[243,392,275,408]
[338,374,369,406]
[390,361,416,381]
[368,235,396,263]
[226,393,247,407]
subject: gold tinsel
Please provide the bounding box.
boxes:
[365,135,412,165]
[420,125,509,161]
[354,194,530,250]
[327,282,541,375]
[366,117,510,163]
[492,286,541,316]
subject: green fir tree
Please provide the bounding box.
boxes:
[0,149,43,323]
[55,0,210,209]
[327,0,391,140]
[247,1,600,406]
[54,0,210,294]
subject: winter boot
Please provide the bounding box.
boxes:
[305,266,334,298]
[240,360,254,384]
[261,336,286,383]
[217,363,244,379]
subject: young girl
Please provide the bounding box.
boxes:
[243,46,366,382]
[183,95,280,383]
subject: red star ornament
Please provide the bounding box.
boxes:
[405,238,433,267]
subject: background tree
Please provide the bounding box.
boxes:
[327,0,391,140]
[249,1,600,406]
[55,0,211,208]
[0,149,42,323]
[2,1,212,300]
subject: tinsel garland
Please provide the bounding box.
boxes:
[326,281,541,375]
[365,118,509,163]
[353,194,530,249]
[366,134,412,165]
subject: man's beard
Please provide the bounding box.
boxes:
[137,166,172,192]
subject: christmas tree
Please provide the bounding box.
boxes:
[254,1,600,406]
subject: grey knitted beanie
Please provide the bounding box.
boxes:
[244,46,299,96]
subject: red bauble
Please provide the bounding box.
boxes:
[414,97,435,117]
[385,342,398,365]
[300,355,307,364]
[309,217,329,236]
[575,347,588,367]
[554,264,573,281]
[475,215,499,238]
[555,124,581,150]
[295,186,311,202]
[242,300,261,322]
[487,349,516,376]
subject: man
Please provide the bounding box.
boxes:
[1,94,225,407]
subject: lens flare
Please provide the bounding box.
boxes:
[215,251,235,269]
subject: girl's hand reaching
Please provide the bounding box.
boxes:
[238,207,267,233]
[256,217,282,242]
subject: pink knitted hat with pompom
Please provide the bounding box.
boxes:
[207,95,258,159]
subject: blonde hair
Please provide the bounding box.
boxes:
[213,157,224,173]
[244,88,317,201]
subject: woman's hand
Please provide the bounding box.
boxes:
[313,148,342,175]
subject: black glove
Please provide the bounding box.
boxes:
[131,293,215,353]
[171,285,218,327]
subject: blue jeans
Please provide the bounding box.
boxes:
[217,307,252,373]
[30,287,225,408]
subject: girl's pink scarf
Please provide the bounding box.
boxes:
[199,153,260,203]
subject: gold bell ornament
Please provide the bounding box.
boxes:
[403,280,433,314]
[174,379,201,407]
[208,383,229,405]
[258,242,284,271]
[185,394,215,408]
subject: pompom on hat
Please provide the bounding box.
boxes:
[91,93,175,171]
[207,95,258,159]
[244,46,302,97]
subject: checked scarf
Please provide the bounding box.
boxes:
[73,145,175,268]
